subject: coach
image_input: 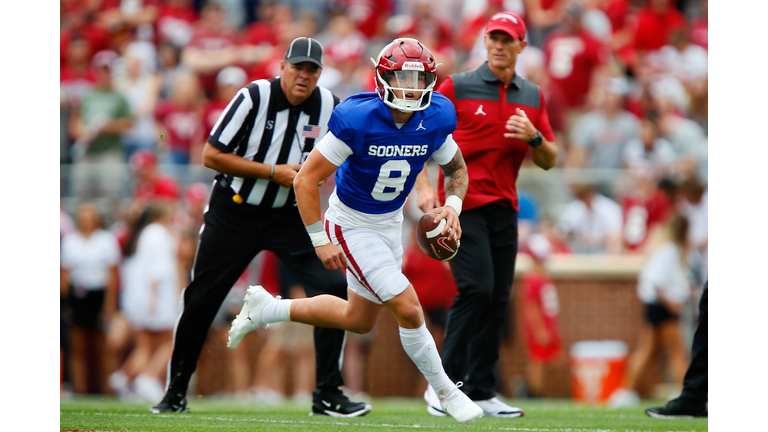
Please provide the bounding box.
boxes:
[151,37,370,417]
[416,12,558,417]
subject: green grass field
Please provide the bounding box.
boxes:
[60,396,708,431]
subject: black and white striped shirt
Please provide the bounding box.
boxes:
[207,78,339,208]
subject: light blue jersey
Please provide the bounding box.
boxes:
[328,92,457,215]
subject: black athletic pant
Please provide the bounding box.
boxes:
[442,204,518,401]
[165,183,348,400]
[681,282,708,405]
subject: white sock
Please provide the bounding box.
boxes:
[399,323,454,393]
[261,299,292,323]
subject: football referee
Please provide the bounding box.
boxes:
[151,37,371,417]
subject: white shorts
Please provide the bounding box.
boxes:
[325,219,410,305]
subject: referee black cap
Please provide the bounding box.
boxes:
[285,37,324,69]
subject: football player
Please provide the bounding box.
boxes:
[227,38,482,424]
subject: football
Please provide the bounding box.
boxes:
[416,213,460,261]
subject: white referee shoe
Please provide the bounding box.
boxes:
[474,397,524,418]
[227,285,276,350]
[437,383,484,424]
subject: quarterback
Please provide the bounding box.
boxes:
[227,38,482,424]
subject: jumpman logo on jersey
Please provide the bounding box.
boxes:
[416,120,426,131]
[475,105,486,116]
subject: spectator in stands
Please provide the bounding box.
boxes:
[155,71,206,165]
[622,118,676,178]
[394,0,454,52]
[524,0,567,48]
[130,149,180,203]
[70,50,133,201]
[457,0,505,57]
[203,66,249,135]
[98,0,160,34]
[557,182,623,254]
[539,217,572,254]
[61,35,97,163]
[690,0,707,50]
[519,233,563,398]
[591,0,634,64]
[157,43,187,100]
[60,5,111,66]
[393,1,459,85]
[240,0,292,69]
[565,77,641,172]
[316,12,367,98]
[156,0,198,49]
[542,2,609,111]
[656,24,707,89]
[328,0,393,41]
[110,203,182,402]
[632,0,685,57]
[115,42,161,160]
[610,214,691,407]
[181,1,240,96]
[654,93,707,175]
[61,202,121,394]
[686,71,707,135]
[621,175,677,254]
[322,13,367,68]
[61,35,96,111]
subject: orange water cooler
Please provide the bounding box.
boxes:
[570,340,628,404]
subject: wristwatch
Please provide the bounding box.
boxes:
[528,130,543,148]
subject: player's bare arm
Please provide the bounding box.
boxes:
[293,149,348,271]
[504,107,558,170]
[433,148,468,239]
[202,143,301,187]
[414,165,441,213]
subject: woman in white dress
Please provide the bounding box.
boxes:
[109,203,182,402]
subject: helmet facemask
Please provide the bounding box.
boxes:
[375,67,436,112]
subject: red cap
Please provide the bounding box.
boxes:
[129,149,158,170]
[486,12,527,39]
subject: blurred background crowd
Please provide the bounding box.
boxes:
[59,0,708,403]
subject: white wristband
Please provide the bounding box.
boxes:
[306,221,330,247]
[445,195,463,216]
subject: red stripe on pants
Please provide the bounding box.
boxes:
[333,224,383,303]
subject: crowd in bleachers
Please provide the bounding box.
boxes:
[60,0,708,398]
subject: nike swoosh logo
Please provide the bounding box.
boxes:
[322,400,331,408]
[437,237,454,252]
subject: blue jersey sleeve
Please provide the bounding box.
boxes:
[327,103,355,144]
[431,93,458,143]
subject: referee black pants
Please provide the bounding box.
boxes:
[165,183,348,399]
[442,204,518,401]
[681,282,708,405]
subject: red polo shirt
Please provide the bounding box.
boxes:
[435,63,554,211]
